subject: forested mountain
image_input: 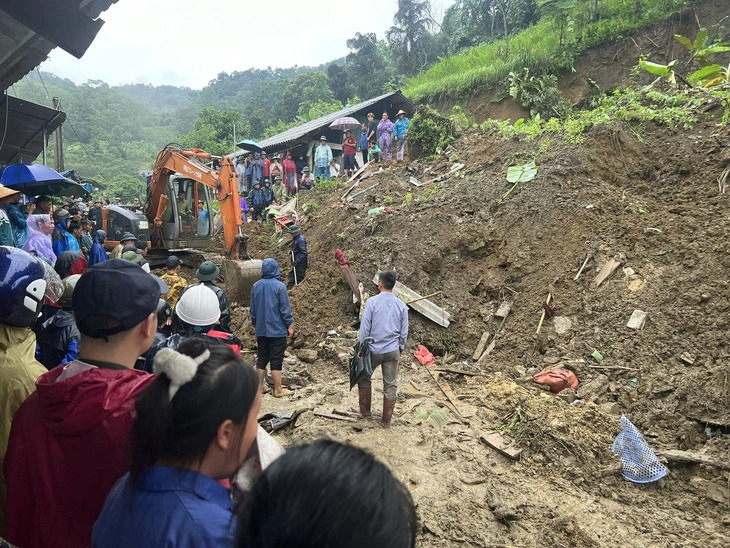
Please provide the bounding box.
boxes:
[8,0,696,200]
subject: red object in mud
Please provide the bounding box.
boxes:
[414,344,436,366]
[334,248,350,266]
[532,367,579,393]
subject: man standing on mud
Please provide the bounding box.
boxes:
[356,270,408,427]
[287,225,307,290]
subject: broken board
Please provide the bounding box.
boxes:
[409,176,423,187]
[341,161,371,199]
[423,363,475,418]
[478,431,522,460]
[594,256,624,287]
[347,182,379,202]
[373,271,451,327]
[313,407,357,422]
[472,331,491,360]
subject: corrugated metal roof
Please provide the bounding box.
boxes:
[255,90,414,151]
[0,95,66,165]
[0,0,119,91]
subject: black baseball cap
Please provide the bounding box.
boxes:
[166,255,181,269]
[72,259,168,338]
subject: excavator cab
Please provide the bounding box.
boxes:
[159,175,214,249]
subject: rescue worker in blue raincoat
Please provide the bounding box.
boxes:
[286,225,307,290]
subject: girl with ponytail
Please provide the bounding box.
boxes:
[92,335,260,547]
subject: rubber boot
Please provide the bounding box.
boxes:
[381,397,396,427]
[358,385,372,418]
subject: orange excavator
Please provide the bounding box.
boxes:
[101,145,262,302]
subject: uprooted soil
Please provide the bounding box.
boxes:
[212,93,730,546]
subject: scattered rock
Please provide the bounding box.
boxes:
[495,302,511,319]
[343,330,358,339]
[690,477,730,504]
[576,374,610,402]
[558,388,578,404]
[623,267,636,277]
[600,402,621,415]
[627,309,647,330]
[283,357,297,365]
[543,356,561,364]
[552,316,573,335]
[679,352,696,366]
[327,329,339,337]
[297,349,319,363]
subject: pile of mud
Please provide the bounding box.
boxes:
[216,100,730,544]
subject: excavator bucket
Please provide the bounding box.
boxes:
[222,258,263,306]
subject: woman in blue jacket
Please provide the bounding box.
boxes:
[92,336,261,547]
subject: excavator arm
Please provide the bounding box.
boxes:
[145,146,245,258]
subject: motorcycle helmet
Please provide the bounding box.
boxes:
[0,246,63,327]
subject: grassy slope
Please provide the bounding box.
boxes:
[405,0,690,102]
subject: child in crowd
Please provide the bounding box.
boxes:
[93,336,261,547]
[368,139,381,163]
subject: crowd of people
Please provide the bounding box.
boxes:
[0,236,415,546]
[233,109,411,199]
[0,113,415,545]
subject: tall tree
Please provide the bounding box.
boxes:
[345,32,392,99]
[386,0,435,76]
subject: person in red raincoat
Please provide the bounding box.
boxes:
[282,151,298,197]
[3,260,166,548]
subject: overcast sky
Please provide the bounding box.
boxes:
[40,0,452,89]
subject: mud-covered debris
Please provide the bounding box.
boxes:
[479,431,522,460]
[577,374,610,402]
[472,331,491,360]
[679,352,696,365]
[495,302,511,318]
[552,316,573,334]
[690,477,730,504]
[297,349,319,363]
[594,254,625,287]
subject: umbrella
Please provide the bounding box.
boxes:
[330,117,361,131]
[1,163,90,197]
[236,139,263,153]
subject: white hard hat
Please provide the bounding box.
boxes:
[175,285,221,326]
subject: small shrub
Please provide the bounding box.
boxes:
[407,106,456,159]
[315,177,340,193]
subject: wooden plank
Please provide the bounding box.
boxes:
[409,176,423,187]
[347,182,379,202]
[594,257,624,287]
[478,431,522,460]
[373,271,451,327]
[423,363,475,418]
[472,331,490,360]
[313,408,357,422]
[341,161,371,199]
[435,367,484,377]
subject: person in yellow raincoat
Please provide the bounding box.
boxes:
[0,246,61,534]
